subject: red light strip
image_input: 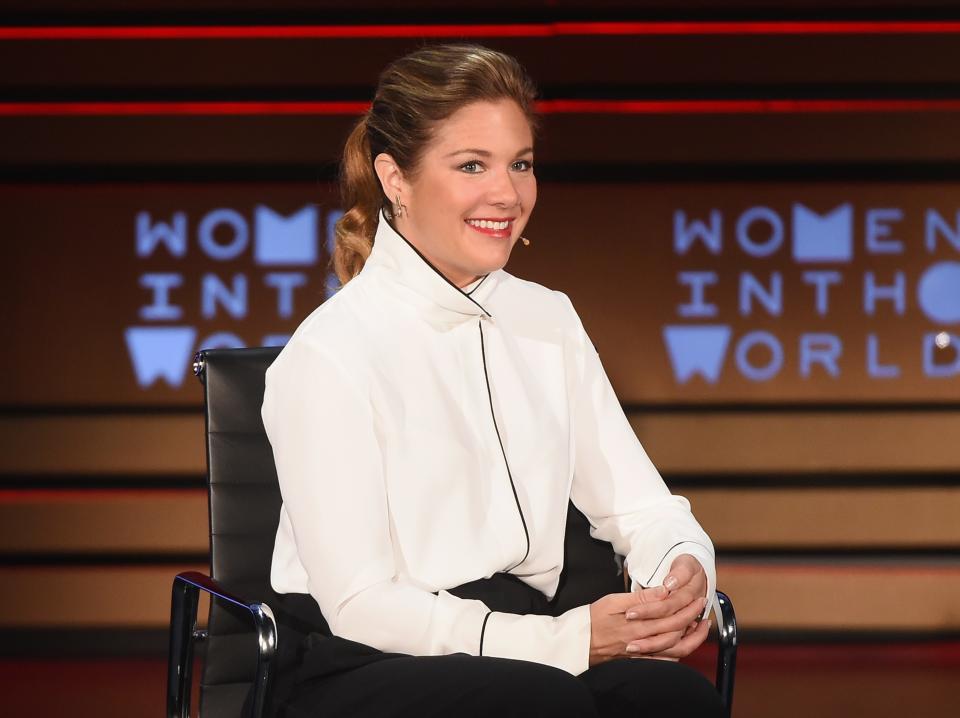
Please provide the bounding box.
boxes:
[3,98,960,116]
[0,101,370,116]
[2,21,960,41]
[539,98,960,114]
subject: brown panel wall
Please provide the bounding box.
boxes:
[4,487,960,556]
[4,412,960,477]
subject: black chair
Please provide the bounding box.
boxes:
[168,347,737,718]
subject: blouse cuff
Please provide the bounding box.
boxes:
[478,603,592,676]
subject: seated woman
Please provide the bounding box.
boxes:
[262,43,724,717]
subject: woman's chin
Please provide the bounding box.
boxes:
[476,246,515,273]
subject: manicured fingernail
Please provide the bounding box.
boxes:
[664,576,678,590]
[626,612,637,620]
[626,644,639,653]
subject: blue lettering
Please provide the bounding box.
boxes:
[736,207,783,258]
[917,262,960,324]
[136,211,187,258]
[673,210,722,255]
[865,208,904,254]
[925,209,960,253]
[739,271,782,317]
[802,271,842,316]
[863,272,906,316]
[125,326,197,388]
[198,208,248,261]
[254,205,318,266]
[792,204,853,263]
[201,273,248,319]
[677,271,718,318]
[662,325,732,383]
[138,273,183,321]
[735,331,783,381]
[799,333,842,378]
[867,334,900,378]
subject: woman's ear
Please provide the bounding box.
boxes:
[374,153,406,201]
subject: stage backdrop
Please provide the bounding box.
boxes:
[3,0,960,646]
[6,183,960,406]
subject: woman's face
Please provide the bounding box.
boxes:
[382,99,537,288]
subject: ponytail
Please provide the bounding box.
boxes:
[333,116,384,285]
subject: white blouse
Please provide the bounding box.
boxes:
[263,213,716,676]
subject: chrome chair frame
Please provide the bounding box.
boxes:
[167,572,277,718]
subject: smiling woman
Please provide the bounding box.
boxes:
[374,98,536,286]
[332,44,539,286]
[262,44,724,718]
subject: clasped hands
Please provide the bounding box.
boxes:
[588,554,710,666]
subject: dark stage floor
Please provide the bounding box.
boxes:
[4,641,958,717]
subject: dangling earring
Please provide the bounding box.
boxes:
[520,236,531,246]
[394,194,407,219]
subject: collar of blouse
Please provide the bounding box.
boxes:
[363,210,502,326]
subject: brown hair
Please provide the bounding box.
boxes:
[332,44,539,285]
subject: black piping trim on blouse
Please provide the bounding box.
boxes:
[479,611,493,655]
[479,321,531,573]
[386,217,492,317]
[465,273,489,297]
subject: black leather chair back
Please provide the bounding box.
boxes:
[198,347,327,718]
[196,346,622,717]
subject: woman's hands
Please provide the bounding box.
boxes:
[588,554,711,666]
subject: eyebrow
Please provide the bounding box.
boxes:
[445,147,534,158]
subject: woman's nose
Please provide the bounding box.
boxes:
[486,170,521,207]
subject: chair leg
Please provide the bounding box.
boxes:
[167,577,200,718]
[714,591,737,715]
[249,604,279,718]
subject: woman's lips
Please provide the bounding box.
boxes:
[464,218,514,239]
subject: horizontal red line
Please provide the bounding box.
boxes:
[2,21,960,41]
[0,101,369,116]
[3,99,960,117]
[540,98,960,114]
[562,21,960,36]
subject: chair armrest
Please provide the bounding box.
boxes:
[167,571,278,718]
[713,590,737,715]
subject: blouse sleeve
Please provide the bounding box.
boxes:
[560,293,717,616]
[262,335,592,675]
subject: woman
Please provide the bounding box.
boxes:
[262,44,725,717]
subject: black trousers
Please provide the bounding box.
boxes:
[283,643,725,717]
[274,574,725,718]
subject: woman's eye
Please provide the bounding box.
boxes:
[459,161,483,173]
[512,159,533,172]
